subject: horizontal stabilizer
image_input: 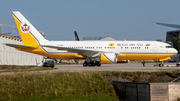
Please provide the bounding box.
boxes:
[5,43,38,49]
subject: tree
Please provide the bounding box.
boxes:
[171,36,180,51]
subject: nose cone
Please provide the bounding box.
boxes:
[172,48,178,54]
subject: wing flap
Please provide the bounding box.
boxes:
[5,43,38,49]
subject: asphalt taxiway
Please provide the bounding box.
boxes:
[1,63,180,74]
[52,63,180,72]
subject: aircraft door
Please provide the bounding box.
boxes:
[153,44,158,52]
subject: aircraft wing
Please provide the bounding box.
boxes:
[5,43,38,49]
[152,22,180,29]
[42,45,101,57]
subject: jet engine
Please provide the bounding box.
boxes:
[100,53,118,64]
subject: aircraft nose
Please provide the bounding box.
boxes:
[173,48,178,54]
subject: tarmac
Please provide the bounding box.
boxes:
[1,63,180,74]
[52,63,180,72]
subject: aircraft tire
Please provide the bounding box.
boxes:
[83,61,88,66]
[96,61,101,66]
[83,63,87,66]
[92,62,96,66]
[159,64,163,67]
[88,61,96,66]
[88,62,92,66]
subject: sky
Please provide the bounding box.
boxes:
[0,0,180,41]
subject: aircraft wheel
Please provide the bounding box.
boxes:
[88,61,96,66]
[91,62,96,66]
[96,61,101,66]
[88,62,92,66]
[83,61,88,67]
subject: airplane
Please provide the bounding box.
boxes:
[5,11,178,67]
[152,22,180,29]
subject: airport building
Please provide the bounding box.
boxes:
[0,24,43,66]
[166,30,180,48]
[166,30,180,42]
[166,30,180,60]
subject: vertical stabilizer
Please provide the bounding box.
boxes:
[12,11,48,46]
[74,31,80,41]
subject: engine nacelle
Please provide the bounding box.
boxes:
[100,53,117,64]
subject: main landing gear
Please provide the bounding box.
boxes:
[83,61,101,67]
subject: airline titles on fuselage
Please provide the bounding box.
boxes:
[117,43,144,46]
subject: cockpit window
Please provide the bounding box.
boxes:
[166,46,172,48]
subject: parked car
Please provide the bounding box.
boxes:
[42,59,55,68]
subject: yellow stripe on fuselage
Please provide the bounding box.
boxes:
[16,49,176,60]
[117,53,175,61]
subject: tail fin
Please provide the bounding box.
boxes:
[12,11,48,46]
[74,31,80,41]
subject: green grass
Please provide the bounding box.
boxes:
[102,70,180,82]
[0,71,118,101]
[1,70,180,100]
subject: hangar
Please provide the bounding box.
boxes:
[0,24,43,66]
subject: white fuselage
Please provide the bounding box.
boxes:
[42,41,177,54]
